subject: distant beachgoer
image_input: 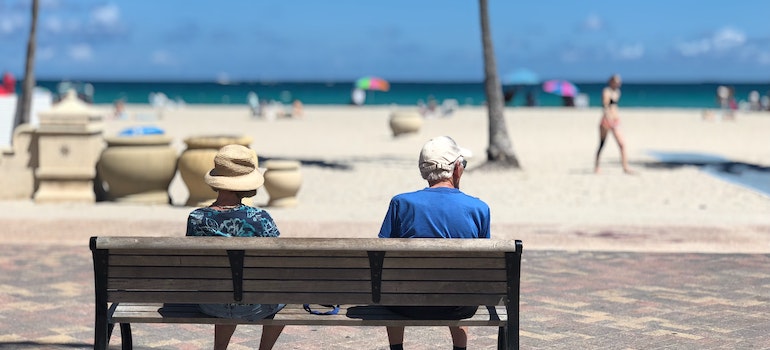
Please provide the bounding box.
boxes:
[112,99,128,120]
[525,90,537,107]
[725,86,737,121]
[292,99,304,118]
[594,74,633,174]
[503,87,517,105]
[351,88,365,106]
[748,91,761,111]
[0,71,15,95]
[247,91,261,117]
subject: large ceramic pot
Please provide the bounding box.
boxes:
[389,111,423,137]
[263,160,302,207]
[97,134,177,204]
[178,135,253,207]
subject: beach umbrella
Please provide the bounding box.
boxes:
[503,68,539,85]
[355,76,390,92]
[542,79,579,97]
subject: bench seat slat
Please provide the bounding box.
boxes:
[109,303,507,327]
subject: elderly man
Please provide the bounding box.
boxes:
[378,136,491,350]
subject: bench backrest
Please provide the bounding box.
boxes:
[91,237,522,307]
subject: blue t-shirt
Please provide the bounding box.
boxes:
[378,187,491,239]
[186,204,283,320]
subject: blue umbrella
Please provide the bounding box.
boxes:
[503,69,540,85]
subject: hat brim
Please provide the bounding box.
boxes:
[458,146,473,159]
[204,169,264,192]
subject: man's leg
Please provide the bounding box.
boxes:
[448,326,468,349]
[386,326,405,350]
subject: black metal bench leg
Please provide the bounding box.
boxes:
[497,326,506,350]
[120,323,133,350]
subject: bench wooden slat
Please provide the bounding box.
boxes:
[109,303,508,327]
[381,268,506,281]
[109,279,373,293]
[95,237,521,253]
[109,256,373,268]
[110,267,372,280]
[108,291,376,305]
[383,257,505,269]
[381,281,507,294]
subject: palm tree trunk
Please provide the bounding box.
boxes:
[13,0,39,133]
[479,0,520,168]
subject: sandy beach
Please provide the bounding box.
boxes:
[1,104,768,252]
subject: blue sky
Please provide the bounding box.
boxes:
[1,0,768,82]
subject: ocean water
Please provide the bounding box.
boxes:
[35,80,770,109]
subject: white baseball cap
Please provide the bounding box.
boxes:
[418,136,472,176]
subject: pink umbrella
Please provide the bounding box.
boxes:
[542,80,579,97]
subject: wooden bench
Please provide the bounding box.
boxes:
[90,236,523,350]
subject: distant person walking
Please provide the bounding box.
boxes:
[594,74,633,174]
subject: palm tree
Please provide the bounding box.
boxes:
[13,0,39,134]
[478,0,520,168]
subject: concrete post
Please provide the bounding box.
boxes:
[33,90,103,203]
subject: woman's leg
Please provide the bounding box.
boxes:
[214,324,237,350]
[594,125,609,173]
[611,128,633,174]
[448,326,469,348]
[258,325,285,350]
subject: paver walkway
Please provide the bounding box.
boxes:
[1,242,768,349]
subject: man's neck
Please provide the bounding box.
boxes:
[428,179,456,189]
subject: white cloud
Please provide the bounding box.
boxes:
[91,4,120,27]
[616,43,645,60]
[0,14,25,35]
[582,13,603,31]
[677,27,747,57]
[69,44,93,61]
[712,27,746,50]
[677,39,711,57]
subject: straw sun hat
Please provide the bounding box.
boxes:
[204,144,264,192]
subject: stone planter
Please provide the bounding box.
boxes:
[389,111,423,137]
[97,134,177,204]
[263,160,302,207]
[178,135,253,207]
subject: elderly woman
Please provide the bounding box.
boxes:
[186,144,284,350]
[594,74,634,174]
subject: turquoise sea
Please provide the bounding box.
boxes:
[36,80,770,109]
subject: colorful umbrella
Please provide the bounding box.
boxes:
[503,69,539,85]
[542,80,579,97]
[355,76,390,92]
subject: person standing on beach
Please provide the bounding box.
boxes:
[378,136,491,350]
[594,74,633,174]
[186,145,285,350]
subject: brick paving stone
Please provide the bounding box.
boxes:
[1,244,768,349]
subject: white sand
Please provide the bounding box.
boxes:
[2,104,768,252]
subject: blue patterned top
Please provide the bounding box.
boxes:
[186,205,279,237]
[185,204,284,320]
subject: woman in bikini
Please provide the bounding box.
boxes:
[594,74,633,174]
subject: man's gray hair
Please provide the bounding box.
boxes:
[420,161,456,182]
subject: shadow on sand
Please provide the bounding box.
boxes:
[643,151,770,196]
